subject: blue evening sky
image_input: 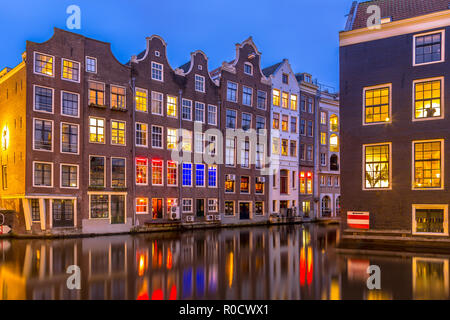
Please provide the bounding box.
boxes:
[0,0,356,91]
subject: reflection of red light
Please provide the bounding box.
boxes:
[167,249,173,270]
[152,159,162,164]
[300,248,305,286]
[300,172,305,178]
[137,292,149,300]
[307,247,313,286]
[169,285,177,300]
[151,289,163,300]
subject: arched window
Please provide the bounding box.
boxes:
[330,134,339,152]
[330,154,339,171]
[321,196,331,217]
[330,114,338,132]
[336,196,341,216]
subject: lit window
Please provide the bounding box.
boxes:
[151,126,163,148]
[227,81,238,102]
[330,134,339,152]
[291,94,297,111]
[61,123,78,153]
[182,130,192,152]
[86,57,97,73]
[195,75,205,92]
[225,201,234,216]
[89,117,105,143]
[167,128,177,150]
[151,92,163,115]
[90,195,109,219]
[413,205,447,235]
[195,102,205,123]
[281,115,288,132]
[135,123,148,147]
[62,91,79,117]
[208,165,217,187]
[34,86,53,113]
[226,137,236,166]
[151,62,163,81]
[240,176,250,193]
[111,120,126,145]
[364,85,390,124]
[414,31,443,65]
[414,79,442,119]
[321,111,327,125]
[89,156,105,187]
[255,202,264,215]
[33,119,52,151]
[34,52,54,76]
[182,99,192,120]
[135,88,148,112]
[62,59,80,82]
[167,95,177,118]
[167,161,178,186]
[321,132,327,145]
[282,92,289,108]
[330,114,338,132]
[281,139,288,156]
[290,140,297,157]
[272,89,280,106]
[111,158,126,187]
[111,86,126,110]
[225,175,235,193]
[413,140,443,189]
[208,105,217,125]
[182,163,192,186]
[195,164,205,187]
[136,158,148,185]
[255,177,264,194]
[243,86,253,106]
[272,137,280,155]
[273,113,280,129]
[364,143,390,189]
[136,198,149,214]
[89,82,105,106]
[152,160,163,185]
[61,165,78,188]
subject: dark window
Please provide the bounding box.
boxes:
[35,86,53,112]
[90,195,109,219]
[255,202,263,215]
[282,73,289,84]
[34,119,52,150]
[34,163,51,186]
[62,92,79,116]
[242,86,252,106]
[256,116,265,134]
[227,82,237,102]
[307,121,313,136]
[225,201,234,216]
[61,165,77,188]
[31,199,40,222]
[415,32,442,64]
[112,158,126,188]
[257,90,267,109]
[226,109,237,129]
[61,123,78,153]
[90,156,105,187]
[111,195,125,224]
[280,170,288,194]
[242,113,251,131]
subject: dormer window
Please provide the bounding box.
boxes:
[151,62,163,81]
[244,63,253,75]
[305,75,311,83]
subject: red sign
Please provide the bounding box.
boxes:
[0,225,11,234]
[347,211,369,229]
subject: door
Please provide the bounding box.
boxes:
[196,199,205,217]
[111,195,125,224]
[52,199,74,227]
[152,198,163,219]
[239,202,250,220]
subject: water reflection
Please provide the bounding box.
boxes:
[0,225,449,300]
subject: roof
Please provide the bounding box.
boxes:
[348,0,450,31]
[262,61,283,77]
[178,61,191,73]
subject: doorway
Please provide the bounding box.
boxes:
[239,202,250,220]
[196,199,205,217]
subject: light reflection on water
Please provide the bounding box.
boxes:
[0,224,448,300]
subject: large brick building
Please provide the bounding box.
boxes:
[340,0,450,247]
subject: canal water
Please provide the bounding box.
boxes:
[0,224,448,300]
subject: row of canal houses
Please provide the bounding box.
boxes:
[0,28,340,235]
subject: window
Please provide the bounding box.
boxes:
[255,202,264,216]
[300,119,306,135]
[256,116,266,134]
[363,143,391,190]
[307,121,313,137]
[328,176,332,186]
[290,140,297,157]
[225,201,234,216]
[62,59,80,82]
[167,128,177,150]
[242,86,252,106]
[255,177,264,194]
[242,113,252,131]
[89,156,105,187]
[272,137,280,155]
[306,145,313,161]
[256,144,264,169]
[89,117,105,143]
[135,123,148,147]
[86,57,97,73]
[272,89,280,106]
[135,88,148,112]
[33,162,52,187]
[34,86,53,113]
[90,195,109,219]
[34,119,52,151]
[290,116,297,133]
[282,73,289,84]
[195,132,204,154]
[151,62,163,81]
[111,120,126,145]
[167,95,177,118]
[195,102,205,123]
[244,63,253,75]
[152,160,163,185]
[167,161,178,186]
[182,130,192,152]
[136,198,149,214]
[182,163,192,186]
[321,196,331,217]
[282,115,289,132]
[89,82,105,106]
[182,99,192,120]
[111,86,126,110]
[330,114,338,132]
[257,90,267,110]
[61,123,78,153]
[182,199,193,213]
[302,201,311,216]
[321,132,327,145]
[151,92,163,115]
[292,171,296,189]
[330,155,339,171]
[152,198,163,219]
[227,81,238,102]
[207,134,217,156]
[320,153,326,166]
[208,165,217,187]
[111,158,126,188]
[308,98,313,113]
[208,105,217,125]
[413,140,443,189]
[281,139,288,156]
[34,52,54,76]
[364,85,391,124]
[413,205,448,235]
[280,170,288,194]
[240,176,250,193]
[225,175,235,193]
[195,75,205,92]
[31,199,40,222]
[1,165,6,190]
[300,96,306,112]
[208,199,218,212]
[282,92,289,108]
[226,137,236,166]
[300,144,305,160]
[414,31,444,65]
[136,158,148,185]
[330,134,339,152]
[273,113,280,129]
[195,164,205,187]
[241,140,250,168]
[151,126,163,148]
[61,91,79,117]
[226,109,237,129]
[321,111,327,125]
[320,175,326,186]
[414,78,443,120]
[291,94,297,111]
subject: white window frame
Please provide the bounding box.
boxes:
[33,51,55,78]
[412,204,448,236]
[208,199,218,213]
[32,161,53,188]
[89,116,106,144]
[111,157,127,188]
[136,158,149,186]
[167,161,178,187]
[244,62,253,75]
[86,56,97,73]
[242,85,253,107]
[60,164,79,189]
[362,83,392,126]
[33,117,54,152]
[182,98,193,121]
[413,29,445,67]
[151,91,164,115]
[33,84,54,114]
[61,90,80,118]
[151,125,164,149]
[151,159,164,186]
[194,101,205,123]
[412,76,445,122]
[227,81,238,103]
[110,119,127,146]
[61,58,81,83]
[89,155,106,188]
[135,87,148,113]
[195,74,205,93]
[224,200,235,216]
[182,198,193,213]
[411,139,444,190]
[207,104,217,126]
[195,163,206,187]
[362,142,392,191]
[110,84,127,110]
[136,197,149,215]
[60,122,80,155]
[151,61,164,81]
[135,122,148,147]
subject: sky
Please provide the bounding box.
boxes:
[0,0,355,91]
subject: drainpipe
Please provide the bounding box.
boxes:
[130,63,137,227]
[178,89,183,221]
[314,89,321,219]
